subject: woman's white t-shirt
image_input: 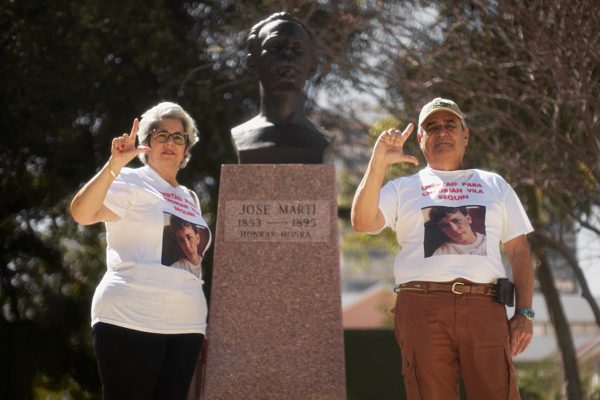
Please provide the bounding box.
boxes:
[91,166,211,334]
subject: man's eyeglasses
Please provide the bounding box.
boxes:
[151,129,188,145]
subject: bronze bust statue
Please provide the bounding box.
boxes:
[231,12,332,164]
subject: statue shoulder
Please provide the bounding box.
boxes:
[231,116,271,136]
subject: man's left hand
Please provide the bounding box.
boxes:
[509,316,533,356]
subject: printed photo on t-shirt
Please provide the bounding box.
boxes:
[422,205,487,258]
[161,213,210,278]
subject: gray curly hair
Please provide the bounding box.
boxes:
[136,102,199,169]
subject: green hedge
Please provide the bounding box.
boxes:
[344,329,406,400]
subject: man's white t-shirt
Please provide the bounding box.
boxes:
[91,166,211,334]
[377,167,533,284]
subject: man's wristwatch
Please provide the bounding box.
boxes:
[515,307,535,320]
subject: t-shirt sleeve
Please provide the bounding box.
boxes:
[372,180,398,234]
[103,176,133,218]
[500,183,534,243]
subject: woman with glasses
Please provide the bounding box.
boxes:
[70,102,211,400]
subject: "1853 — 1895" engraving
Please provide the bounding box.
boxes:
[224,200,330,242]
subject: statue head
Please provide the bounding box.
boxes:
[246,12,317,93]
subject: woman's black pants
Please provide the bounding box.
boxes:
[92,322,203,400]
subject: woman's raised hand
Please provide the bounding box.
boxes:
[109,119,150,172]
[372,123,419,167]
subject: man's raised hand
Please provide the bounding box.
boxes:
[373,123,419,167]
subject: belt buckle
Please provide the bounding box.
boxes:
[451,282,464,295]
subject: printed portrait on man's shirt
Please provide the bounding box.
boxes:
[161,213,210,277]
[422,205,487,258]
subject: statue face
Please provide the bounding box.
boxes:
[255,20,315,92]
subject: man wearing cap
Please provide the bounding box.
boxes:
[351,98,534,399]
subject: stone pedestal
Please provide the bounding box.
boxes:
[201,164,346,400]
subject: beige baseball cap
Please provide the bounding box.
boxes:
[418,97,465,127]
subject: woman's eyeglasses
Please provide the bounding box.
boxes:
[151,129,188,145]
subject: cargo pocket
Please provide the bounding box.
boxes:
[401,347,423,400]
